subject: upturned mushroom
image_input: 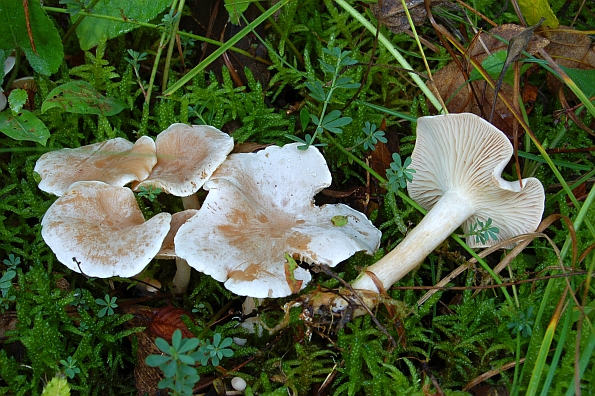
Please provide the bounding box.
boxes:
[35,136,157,196]
[351,113,545,294]
[41,181,171,278]
[174,143,382,298]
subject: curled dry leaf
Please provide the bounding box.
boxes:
[541,26,595,94]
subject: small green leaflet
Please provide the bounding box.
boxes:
[8,89,27,114]
[331,215,348,227]
[225,0,257,25]
[42,81,127,116]
[517,0,558,28]
[0,110,50,145]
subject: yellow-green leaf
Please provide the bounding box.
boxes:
[517,0,559,28]
[283,253,303,294]
[41,376,71,396]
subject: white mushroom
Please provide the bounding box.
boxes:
[35,136,157,196]
[41,181,171,278]
[351,113,545,293]
[134,123,234,292]
[134,123,234,198]
[174,143,381,298]
[231,377,247,391]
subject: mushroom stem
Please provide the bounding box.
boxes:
[181,194,200,210]
[351,190,474,293]
[173,195,200,294]
[173,257,192,294]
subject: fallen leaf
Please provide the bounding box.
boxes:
[431,24,549,136]
[541,27,595,94]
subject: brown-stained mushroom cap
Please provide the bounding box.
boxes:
[35,136,156,196]
[134,123,234,197]
[41,181,171,278]
[174,143,381,298]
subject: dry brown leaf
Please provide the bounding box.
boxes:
[431,24,549,136]
[371,0,450,34]
[541,26,595,94]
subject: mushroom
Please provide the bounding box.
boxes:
[351,113,545,293]
[133,123,234,208]
[174,143,381,298]
[155,209,199,293]
[35,136,157,196]
[134,123,234,292]
[41,181,171,278]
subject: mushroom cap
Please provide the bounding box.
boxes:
[41,181,171,277]
[408,113,545,248]
[35,136,157,196]
[174,143,381,298]
[134,124,234,197]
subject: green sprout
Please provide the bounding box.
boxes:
[467,218,500,245]
[145,329,202,396]
[197,333,234,367]
[137,185,163,202]
[60,356,80,379]
[386,153,415,193]
[3,254,21,270]
[286,46,360,149]
[508,306,534,338]
[356,122,387,151]
[95,294,118,317]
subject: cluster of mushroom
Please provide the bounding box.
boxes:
[37,113,546,317]
[36,124,382,297]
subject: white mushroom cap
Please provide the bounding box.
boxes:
[408,113,545,248]
[35,136,157,196]
[231,377,247,391]
[41,181,171,277]
[174,143,381,298]
[134,124,234,197]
